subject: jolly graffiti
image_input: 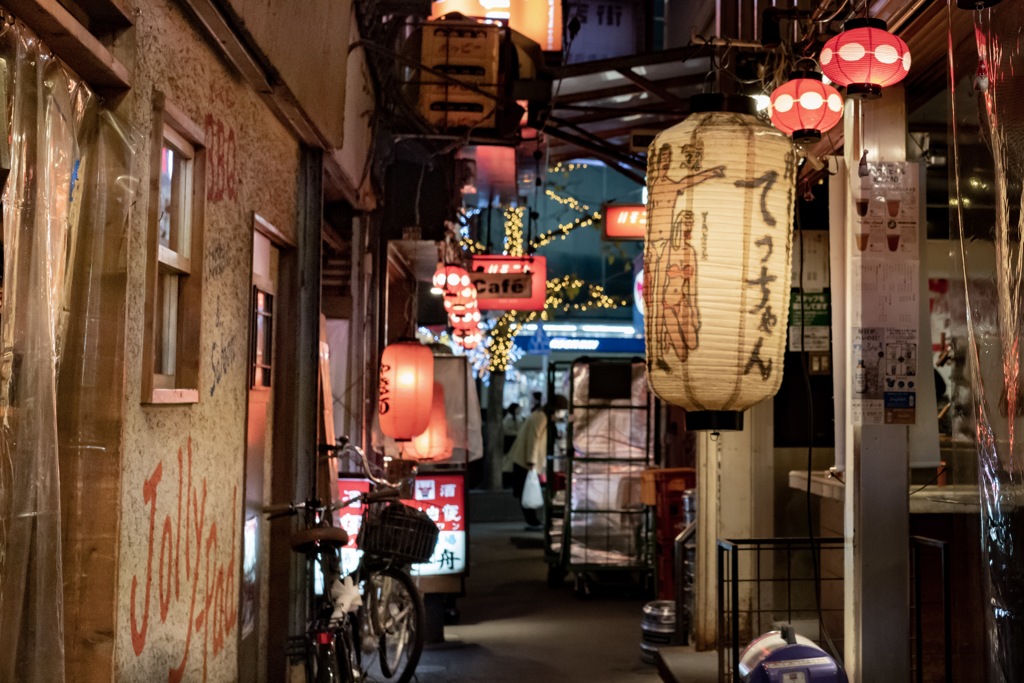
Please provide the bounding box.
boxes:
[129,437,238,681]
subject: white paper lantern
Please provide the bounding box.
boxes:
[644,94,797,430]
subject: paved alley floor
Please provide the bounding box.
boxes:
[413,518,718,683]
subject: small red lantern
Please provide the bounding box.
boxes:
[820,18,910,99]
[404,382,452,461]
[769,71,844,143]
[443,284,477,313]
[453,331,481,350]
[378,341,434,440]
[449,307,481,331]
[432,263,471,294]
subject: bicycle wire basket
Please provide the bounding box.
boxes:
[359,501,439,565]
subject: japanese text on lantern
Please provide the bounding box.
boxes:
[738,168,785,381]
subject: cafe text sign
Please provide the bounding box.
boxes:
[472,272,533,298]
[603,204,647,240]
[470,255,547,311]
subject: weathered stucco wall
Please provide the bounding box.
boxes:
[111,0,300,679]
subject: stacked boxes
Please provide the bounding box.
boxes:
[417,18,501,130]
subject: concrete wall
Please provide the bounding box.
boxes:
[111,0,300,679]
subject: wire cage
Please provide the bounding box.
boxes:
[359,502,440,565]
[718,537,845,682]
[562,358,652,578]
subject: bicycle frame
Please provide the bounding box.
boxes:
[266,438,424,683]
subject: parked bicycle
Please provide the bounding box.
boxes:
[265,438,437,683]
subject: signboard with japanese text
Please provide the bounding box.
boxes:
[563,0,643,63]
[430,0,563,51]
[470,254,547,310]
[603,203,647,240]
[788,292,831,353]
[336,474,466,577]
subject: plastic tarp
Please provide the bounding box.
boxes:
[0,19,138,682]
[951,4,1024,679]
[567,360,649,566]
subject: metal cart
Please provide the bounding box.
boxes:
[551,357,653,595]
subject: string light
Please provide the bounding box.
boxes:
[484,275,626,372]
[503,206,525,257]
[544,189,591,213]
[459,237,488,254]
[529,210,602,250]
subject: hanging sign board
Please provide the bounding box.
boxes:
[470,255,547,310]
[603,203,647,240]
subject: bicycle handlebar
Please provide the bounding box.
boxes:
[323,436,415,490]
[264,436,413,519]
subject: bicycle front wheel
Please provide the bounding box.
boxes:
[360,567,425,683]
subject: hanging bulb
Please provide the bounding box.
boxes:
[859,149,870,177]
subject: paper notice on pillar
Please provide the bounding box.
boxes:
[851,327,885,425]
[792,231,830,291]
[788,291,831,352]
[882,329,917,424]
[850,161,919,259]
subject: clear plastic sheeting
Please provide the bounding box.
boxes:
[950,3,1024,680]
[0,19,104,683]
[566,359,651,568]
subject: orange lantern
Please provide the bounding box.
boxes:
[404,382,452,461]
[378,340,434,440]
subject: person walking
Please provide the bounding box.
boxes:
[502,402,523,453]
[507,394,568,528]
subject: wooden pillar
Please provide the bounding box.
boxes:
[831,86,911,682]
[694,399,774,650]
[267,146,323,679]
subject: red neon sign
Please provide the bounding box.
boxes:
[469,255,547,311]
[337,474,466,576]
[603,204,647,240]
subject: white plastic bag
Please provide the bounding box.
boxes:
[522,469,544,509]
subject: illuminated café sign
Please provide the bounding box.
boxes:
[472,272,532,298]
[603,204,647,240]
[337,474,466,576]
[430,0,563,52]
[470,255,546,311]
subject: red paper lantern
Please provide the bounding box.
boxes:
[449,307,481,331]
[443,284,477,313]
[378,341,434,440]
[769,71,844,143]
[432,263,471,294]
[404,382,451,461]
[453,331,481,350]
[820,18,910,99]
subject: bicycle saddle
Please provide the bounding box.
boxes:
[290,526,349,554]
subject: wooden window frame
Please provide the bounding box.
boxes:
[142,91,206,404]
